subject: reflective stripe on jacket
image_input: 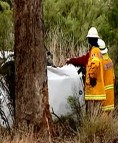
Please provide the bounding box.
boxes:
[102,54,114,111]
[85,47,106,100]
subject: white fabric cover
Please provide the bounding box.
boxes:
[47,65,85,117]
[0,64,85,128]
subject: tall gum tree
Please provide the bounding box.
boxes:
[14,0,54,136]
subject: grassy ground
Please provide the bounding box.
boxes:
[1,107,118,143]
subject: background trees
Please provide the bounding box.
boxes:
[107,0,118,100]
[1,0,117,68]
[0,0,13,53]
[43,0,112,66]
[43,0,106,44]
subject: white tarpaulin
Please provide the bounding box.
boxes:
[0,64,85,129]
[47,64,85,117]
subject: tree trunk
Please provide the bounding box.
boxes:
[14,0,54,136]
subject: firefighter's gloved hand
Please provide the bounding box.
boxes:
[90,78,97,87]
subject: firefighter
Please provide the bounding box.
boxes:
[98,39,115,112]
[85,27,106,115]
[66,27,100,67]
[66,27,106,114]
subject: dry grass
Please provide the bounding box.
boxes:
[76,105,118,143]
[45,29,87,67]
[0,108,118,143]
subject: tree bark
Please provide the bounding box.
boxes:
[14,0,54,136]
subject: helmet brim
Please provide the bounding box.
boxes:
[86,35,99,38]
[100,48,108,54]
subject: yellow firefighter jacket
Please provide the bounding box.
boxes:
[85,47,106,100]
[102,53,115,111]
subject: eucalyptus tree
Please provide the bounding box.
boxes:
[14,0,54,136]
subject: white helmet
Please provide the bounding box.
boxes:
[86,27,99,38]
[97,39,108,54]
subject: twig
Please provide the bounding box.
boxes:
[51,108,77,135]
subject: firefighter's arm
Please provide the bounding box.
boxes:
[89,56,100,87]
[89,57,100,79]
[66,52,89,67]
